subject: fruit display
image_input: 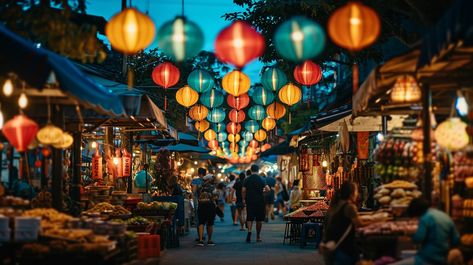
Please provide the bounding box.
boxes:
[373,180,421,207]
[461,234,473,246]
[304,201,329,211]
[22,208,73,231]
[126,216,151,226]
[453,150,473,182]
[357,219,418,236]
[136,201,178,211]
[284,201,328,219]
[359,211,392,224]
[43,229,93,242]
[84,202,131,216]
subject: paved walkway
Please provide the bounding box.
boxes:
[160,206,324,265]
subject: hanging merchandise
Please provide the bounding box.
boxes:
[176,85,199,107]
[115,149,123,178]
[222,70,251,97]
[299,146,310,172]
[200,89,224,108]
[157,16,204,61]
[248,105,266,121]
[207,108,226,123]
[194,120,210,132]
[2,115,39,152]
[204,129,217,141]
[293,60,323,86]
[227,93,250,110]
[262,117,276,131]
[226,122,242,135]
[92,149,103,180]
[229,109,246,123]
[261,67,288,92]
[122,148,132,177]
[151,62,180,88]
[357,132,370,160]
[245,120,260,133]
[187,69,215,93]
[188,104,209,121]
[266,102,286,120]
[338,120,350,153]
[254,129,267,142]
[435,118,469,151]
[252,86,275,106]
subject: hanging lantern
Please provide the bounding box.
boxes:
[208,140,219,150]
[279,83,302,106]
[52,132,74,149]
[248,105,266,121]
[254,129,267,142]
[390,75,422,104]
[228,133,241,143]
[434,118,469,151]
[122,149,132,177]
[252,86,275,106]
[207,108,226,123]
[239,140,248,147]
[36,123,63,145]
[2,115,39,152]
[204,129,217,141]
[42,147,51,158]
[200,89,224,108]
[212,123,226,133]
[266,102,287,120]
[261,67,287,92]
[242,131,254,142]
[222,70,251,97]
[328,2,380,52]
[226,122,242,135]
[187,69,215,93]
[157,16,204,61]
[229,109,246,123]
[176,85,199,107]
[215,20,265,68]
[244,120,260,133]
[261,143,272,152]
[293,60,322,86]
[105,8,156,54]
[188,104,209,121]
[262,117,276,131]
[92,149,103,180]
[227,93,250,110]
[194,120,210,132]
[217,132,228,142]
[229,143,239,153]
[249,140,259,149]
[274,16,325,62]
[228,156,239,164]
[152,62,180,88]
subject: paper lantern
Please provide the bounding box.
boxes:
[244,120,260,133]
[157,16,204,61]
[222,70,250,97]
[274,16,325,62]
[92,149,103,180]
[36,123,63,145]
[293,60,322,86]
[52,132,74,149]
[200,89,224,108]
[228,157,239,164]
[239,140,248,147]
[251,154,258,161]
[229,143,239,153]
[176,85,199,107]
[217,132,228,142]
[248,105,266,121]
[194,120,210,132]
[243,131,254,142]
[212,123,226,133]
[187,69,214,93]
[42,147,51,158]
[434,118,469,151]
[254,129,267,142]
[204,129,217,141]
[262,117,276,131]
[390,75,421,103]
[261,143,272,152]
[215,20,265,68]
[2,115,39,152]
[252,86,274,106]
[261,67,287,92]
[207,108,226,123]
[208,140,219,150]
[227,93,250,110]
[328,2,380,52]
[279,83,302,106]
[226,122,242,135]
[266,102,286,120]
[229,109,246,123]
[228,134,241,143]
[151,62,180,88]
[105,8,156,54]
[188,104,209,121]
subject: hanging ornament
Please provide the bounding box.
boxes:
[244,120,260,133]
[222,70,251,97]
[252,86,275,106]
[2,115,38,152]
[261,67,287,92]
[204,129,217,141]
[228,133,241,143]
[194,120,210,132]
[254,129,267,142]
[92,148,103,180]
[227,93,250,110]
[18,92,28,109]
[37,124,63,145]
[215,20,265,68]
[187,69,215,93]
[207,108,226,123]
[261,143,272,152]
[217,132,228,143]
[434,118,469,151]
[0,109,3,129]
[293,60,322,86]
[3,79,13,97]
[175,85,199,108]
[188,104,209,121]
[105,8,156,54]
[242,131,254,142]
[229,109,246,123]
[239,140,248,147]
[152,62,180,88]
[157,16,204,61]
[274,16,325,62]
[248,105,266,121]
[262,117,276,131]
[249,140,259,149]
[226,122,242,135]
[200,89,224,108]
[266,102,287,120]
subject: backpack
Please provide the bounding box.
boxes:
[198,184,215,203]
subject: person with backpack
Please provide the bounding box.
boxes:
[275,176,289,216]
[196,174,217,246]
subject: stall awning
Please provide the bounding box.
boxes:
[260,141,296,157]
[154,143,209,153]
[318,115,406,132]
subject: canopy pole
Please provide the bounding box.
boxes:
[71,128,82,208]
[52,105,64,211]
[422,84,432,204]
[382,116,388,135]
[127,131,133,194]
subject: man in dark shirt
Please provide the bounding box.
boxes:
[233,172,246,231]
[242,164,268,243]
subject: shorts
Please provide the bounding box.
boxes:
[235,201,245,209]
[246,203,265,222]
[198,203,216,226]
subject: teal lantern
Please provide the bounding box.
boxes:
[242,131,253,142]
[220,141,229,149]
[261,67,287,92]
[157,16,204,62]
[217,132,228,142]
[188,69,214,93]
[239,140,248,147]
[274,16,325,62]
[200,89,224,108]
[245,120,260,133]
[252,86,274,106]
[212,122,226,133]
[248,105,266,121]
[207,108,226,123]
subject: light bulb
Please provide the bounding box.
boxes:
[190,168,195,173]
[0,109,3,129]
[113,157,119,165]
[376,132,385,142]
[3,79,13,97]
[91,141,98,149]
[194,161,198,165]
[18,92,28,109]
[322,160,328,168]
[218,165,222,169]
[456,92,468,116]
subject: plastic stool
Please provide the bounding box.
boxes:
[300,222,322,248]
[138,234,161,259]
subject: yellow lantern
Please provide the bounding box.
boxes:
[195,120,210,132]
[266,102,286,120]
[204,129,217,141]
[279,83,302,106]
[222,70,251,97]
[434,118,469,151]
[390,75,421,103]
[105,8,156,54]
[37,124,63,145]
[188,104,208,121]
[229,143,239,153]
[52,132,74,149]
[262,117,276,131]
[254,129,267,142]
[228,133,241,143]
[176,85,199,108]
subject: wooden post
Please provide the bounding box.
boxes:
[71,129,82,205]
[52,105,64,211]
[127,131,133,193]
[8,146,14,190]
[422,84,432,204]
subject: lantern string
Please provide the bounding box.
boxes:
[181,0,185,16]
[47,97,51,123]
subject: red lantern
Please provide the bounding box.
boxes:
[215,21,265,68]
[226,122,242,135]
[261,143,272,152]
[229,109,246,123]
[227,94,250,110]
[228,157,239,164]
[208,140,219,150]
[152,62,180,88]
[2,115,39,152]
[249,140,259,149]
[34,160,42,168]
[41,147,51,158]
[92,149,103,180]
[293,61,322,86]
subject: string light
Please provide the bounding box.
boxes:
[456,90,468,116]
[322,160,328,168]
[376,132,385,142]
[91,141,98,149]
[18,92,28,109]
[113,157,119,165]
[3,79,13,97]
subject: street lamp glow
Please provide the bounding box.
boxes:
[194,161,198,165]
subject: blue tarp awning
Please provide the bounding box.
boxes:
[260,141,297,157]
[155,143,209,153]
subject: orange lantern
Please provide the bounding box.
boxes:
[226,122,242,135]
[266,102,286,120]
[228,157,239,164]
[229,143,239,152]
[254,129,267,142]
[327,2,381,52]
[204,129,217,141]
[41,147,51,158]
[188,104,209,121]
[2,115,39,152]
[251,154,258,161]
[249,140,259,149]
[228,133,241,143]
[152,62,180,88]
[261,143,272,152]
[195,120,210,132]
[293,61,322,86]
[227,94,250,110]
[279,83,302,106]
[208,140,219,150]
[176,85,199,108]
[262,117,276,131]
[122,149,132,177]
[229,109,246,123]
[222,70,250,97]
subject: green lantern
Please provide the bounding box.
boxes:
[248,105,266,121]
[217,132,228,142]
[261,67,287,92]
[245,120,260,133]
[274,16,325,62]
[207,108,226,123]
[242,131,253,142]
[212,122,226,133]
[252,86,275,106]
[188,69,214,93]
[200,89,224,108]
[157,16,204,61]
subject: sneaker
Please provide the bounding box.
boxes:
[207,241,215,246]
[246,232,252,243]
[196,241,204,246]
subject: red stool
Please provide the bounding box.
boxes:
[138,234,161,259]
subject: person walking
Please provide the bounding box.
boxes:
[262,173,276,222]
[242,165,269,243]
[288,179,302,212]
[196,174,217,246]
[192,168,207,241]
[233,172,246,230]
[226,174,238,225]
[216,182,226,222]
[275,176,288,216]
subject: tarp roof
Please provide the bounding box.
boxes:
[318,115,406,132]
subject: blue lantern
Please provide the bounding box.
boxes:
[157,16,204,62]
[261,67,287,92]
[242,131,253,142]
[217,132,228,142]
[200,89,224,108]
[274,16,325,62]
[252,86,275,106]
[207,108,226,123]
[245,120,260,133]
[188,69,214,93]
[220,141,229,149]
[248,105,266,121]
[239,140,248,147]
[212,122,226,133]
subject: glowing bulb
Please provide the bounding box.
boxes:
[194,161,198,165]
[217,173,222,177]
[376,132,385,142]
[456,92,468,116]
[291,31,304,41]
[0,109,3,129]
[218,165,222,169]
[190,168,195,173]
[18,92,28,109]
[349,17,361,25]
[91,141,98,149]
[3,79,13,97]
[113,157,119,165]
[322,160,328,168]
